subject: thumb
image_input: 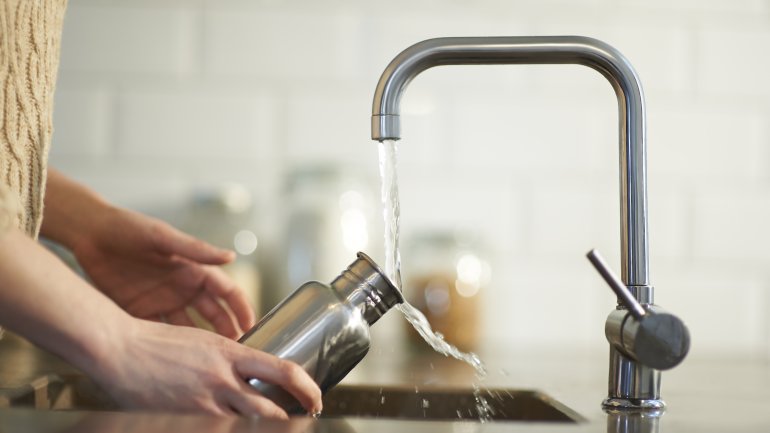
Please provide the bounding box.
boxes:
[154,223,235,264]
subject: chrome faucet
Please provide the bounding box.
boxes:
[370,36,690,410]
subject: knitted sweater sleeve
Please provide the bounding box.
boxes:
[0,0,67,237]
[0,184,20,234]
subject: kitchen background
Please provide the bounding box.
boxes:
[49,0,770,361]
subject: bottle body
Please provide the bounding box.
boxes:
[239,252,402,413]
[239,281,371,412]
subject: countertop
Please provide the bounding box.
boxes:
[1,332,769,432]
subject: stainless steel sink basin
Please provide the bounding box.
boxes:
[2,376,582,423]
[321,384,582,422]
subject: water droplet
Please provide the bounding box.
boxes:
[396,303,487,377]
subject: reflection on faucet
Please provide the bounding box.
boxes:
[370,36,690,409]
[606,408,663,433]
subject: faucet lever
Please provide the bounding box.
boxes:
[588,248,691,371]
[587,249,645,319]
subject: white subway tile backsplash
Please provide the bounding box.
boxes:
[697,29,770,98]
[284,88,375,165]
[693,189,770,262]
[450,96,614,174]
[51,87,113,157]
[527,181,620,261]
[117,89,277,160]
[203,8,364,81]
[625,0,767,14]
[647,104,766,180]
[60,4,196,77]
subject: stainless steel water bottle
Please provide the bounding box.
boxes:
[238,252,403,413]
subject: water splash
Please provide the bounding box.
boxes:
[473,384,493,423]
[396,303,487,376]
[378,139,493,421]
[378,139,487,377]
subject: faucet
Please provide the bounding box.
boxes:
[370,36,690,410]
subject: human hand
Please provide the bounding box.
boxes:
[92,318,322,417]
[0,216,316,418]
[70,206,255,339]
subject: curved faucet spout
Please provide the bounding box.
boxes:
[371,36,649,288]
[370,36,679,409]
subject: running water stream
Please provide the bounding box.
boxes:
[377,140,491,420]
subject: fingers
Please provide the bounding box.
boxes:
[235,353,323,415]
[226,384,289,419]
[200,266,256,332]
[138,265,254,338]
[152,222,235,265]
[194,294,240,339]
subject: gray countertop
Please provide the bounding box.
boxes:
[1,332,769,432]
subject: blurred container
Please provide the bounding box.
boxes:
[180,183,262,316]
[270,165,380,309]
[403,231,490,353]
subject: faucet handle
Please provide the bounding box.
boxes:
[587,249,691,371]
[586,249,646,318]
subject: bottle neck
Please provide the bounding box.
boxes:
[331,252,404,325]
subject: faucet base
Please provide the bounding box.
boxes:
[602,397,666,411]
[606,346,662,406]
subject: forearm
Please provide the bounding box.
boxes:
[0,226,323,416]
[40,168,114,250]
[0,228,128,377]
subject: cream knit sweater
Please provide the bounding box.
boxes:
[0,0,67,238]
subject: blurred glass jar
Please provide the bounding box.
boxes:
[180,183,262,315]
[271,165,381,311]
[403,232,490,353]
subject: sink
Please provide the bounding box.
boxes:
[321,385,583,422]
[2,376,582,423]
